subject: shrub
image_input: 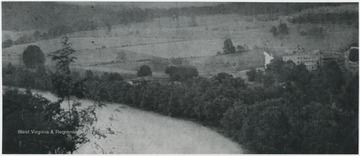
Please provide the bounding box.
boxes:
[307,26,325,38]
[246,68,257,82]
[14,35,34,45]
[278,23,289,35]
[23,45,46,68]
[3,89,70,153]
[270,26,278,36]
[2,39,13,48]
[137,65,152,77]
[165,66,198,82]
[223,38,236,54]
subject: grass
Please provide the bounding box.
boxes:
[3,5,358,77]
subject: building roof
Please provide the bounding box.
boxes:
[282,50,321,57]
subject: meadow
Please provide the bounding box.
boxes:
[2,4,358,79]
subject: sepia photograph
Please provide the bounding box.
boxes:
[2,1,359,154]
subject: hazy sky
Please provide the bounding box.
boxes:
[66,2,223,9]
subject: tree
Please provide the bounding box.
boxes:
[307,26,325,39]
[165,66,199,82]
[241,99,290,153]
[214,72,233,83]
[288,102,339,153]
[3,89,68,153]
[23,45,46,68]
[348,48,358,62]
[188,15,198,27]
[246,68,257,82]
[236,45,246,53]
[2,39,13,48]
[47,25,73,38]
[137,65,152,77]
[49,36,95,153]
[322,61,344,103]
[221,101,248,137]
[49,36,76,100]
[85,70,95,79]
[117,51,128,61]
[271,22,289,37]
[270,26,278,36]
[340,73,359,112]
[33,30,42,40]
[15,35,34,45]
[278,23,289,35]
[223,38,236,54]
[108,72,124,81]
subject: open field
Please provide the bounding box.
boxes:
[3,4,358,78]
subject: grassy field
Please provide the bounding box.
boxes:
[3,4,358,78]
[26,89,244,154]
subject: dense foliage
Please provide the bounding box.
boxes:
[3,2,343,31]
[2,39,13,48]
[3,89,83,154]
[137,65,152,77]
[223,39,236,54]
[290,12,358,25]
[165,65,199,82]
[349,48,359,62]
[270,22,289,36]
[22,45,46,68]
[3,36,99,154]
[3,58,358,153]
[222,39,248,54]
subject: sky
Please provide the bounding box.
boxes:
[65,2,223,9]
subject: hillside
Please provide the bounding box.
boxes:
[2,4,358,79]
[3,2,342,31]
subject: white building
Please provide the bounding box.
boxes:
[282,50,321,71]
[263,51,274,69]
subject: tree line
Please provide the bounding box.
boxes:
[3,55,358,153]
[289,11,358,25]
[3,20,98,48]
[3,2,344,32]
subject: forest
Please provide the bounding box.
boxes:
[3,50,358,153]
[2,2,344,31]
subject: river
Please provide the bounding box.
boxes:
[5,88,244,154]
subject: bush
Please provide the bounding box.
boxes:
[299,30,308,36]
[165,66,198,82]
[3,89,70,153]
[246,68,257,82]
[278,23,289,35]
[223,38,236,54]
[137,65,152,77]
[188,15,198,27]
[2,39,13,48]
[236,45,247,53]
[23,45,46,68]
[271,23,289,36]
[241,99,290,153]
[270,26,278,36]
[14,35,34,45]
[349,48,359,62]
[307,26,325,38]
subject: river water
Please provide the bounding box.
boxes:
[4,87,244,154]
